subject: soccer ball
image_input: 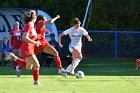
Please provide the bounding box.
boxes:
[75,71,84,78]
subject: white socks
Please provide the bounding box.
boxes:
[66,58,81,73]
[66,64,72,72]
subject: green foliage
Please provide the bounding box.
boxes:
[0,0,139,58]
[0,0,139,30]
[92,0,140,30]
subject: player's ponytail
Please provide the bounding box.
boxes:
[24,10,36,23]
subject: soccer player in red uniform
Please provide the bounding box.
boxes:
[35,15,67,77]
[20,10,41,85]
[6,15,67,78]
[135,59,140,69]
[10,21,23,68]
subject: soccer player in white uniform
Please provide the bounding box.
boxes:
[59,18,92,75]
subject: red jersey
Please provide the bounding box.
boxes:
[20,22,37,58]
[34,21,49,55]
[36,21,48,44]
[10,29,22,49]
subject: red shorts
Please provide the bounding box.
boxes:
[20,43,35,58]
[34,41,49,55]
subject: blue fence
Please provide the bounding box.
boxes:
[92,31,140,58]
[58,30,140,58]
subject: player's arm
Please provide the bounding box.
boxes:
[85,34,92,41]
[58,33,65,48]
[23,33,40,47]
[44,15,60,25]
[82,28,92,42]
[24,23,40,47]
[58,29,70,48]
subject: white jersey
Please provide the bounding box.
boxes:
[63,27,88,50]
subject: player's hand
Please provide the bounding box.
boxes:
[56,15,60,19]
[46,29,50,34]
[34,41,40,47]
[88,38,92,42]
[59,43,63,48]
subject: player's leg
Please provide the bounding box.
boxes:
[25,54,41,85]
[43,45,62,68]
[43,44,68,78]
[6,52,26,68]
[65,55,76,75]
[65,46,77,74]
[66,48,82,75]
[5,52,26,77]
[11,49,18,68]
[26,62,33,70]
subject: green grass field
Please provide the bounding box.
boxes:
[0,59,140,93]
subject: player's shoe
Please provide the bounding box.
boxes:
[67,71,75,76]
[5,53,13,61]
[136,66,138,69]
[58,68,68,78]
[16,66,20,77]
[34,81,41,86]
[5,52,18,61]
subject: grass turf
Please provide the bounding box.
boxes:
[0,58,140,93]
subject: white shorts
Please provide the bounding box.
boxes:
[69,45,81,53]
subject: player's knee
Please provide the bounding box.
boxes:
[77,55,82,60]
[26,67,32,70]
[34,64,40,69]
[53,51,59,56]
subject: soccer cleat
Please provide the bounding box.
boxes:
[5,53,18,61]
[58,68,68,78]
[16,66,20,77]
[5,53,12,61]
[136,66,138,69]
[62,72,68,78]
[67,71,75,76]
[34,81,41,86]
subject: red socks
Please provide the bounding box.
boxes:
[32,70,39,81]
[16,58,26,69]
[54,55,62,69]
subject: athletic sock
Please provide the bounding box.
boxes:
[54,55,62,69]
[66,64,72,72]
[16,58,26,69]
[32,70,39,81]
[70,58,81,72]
